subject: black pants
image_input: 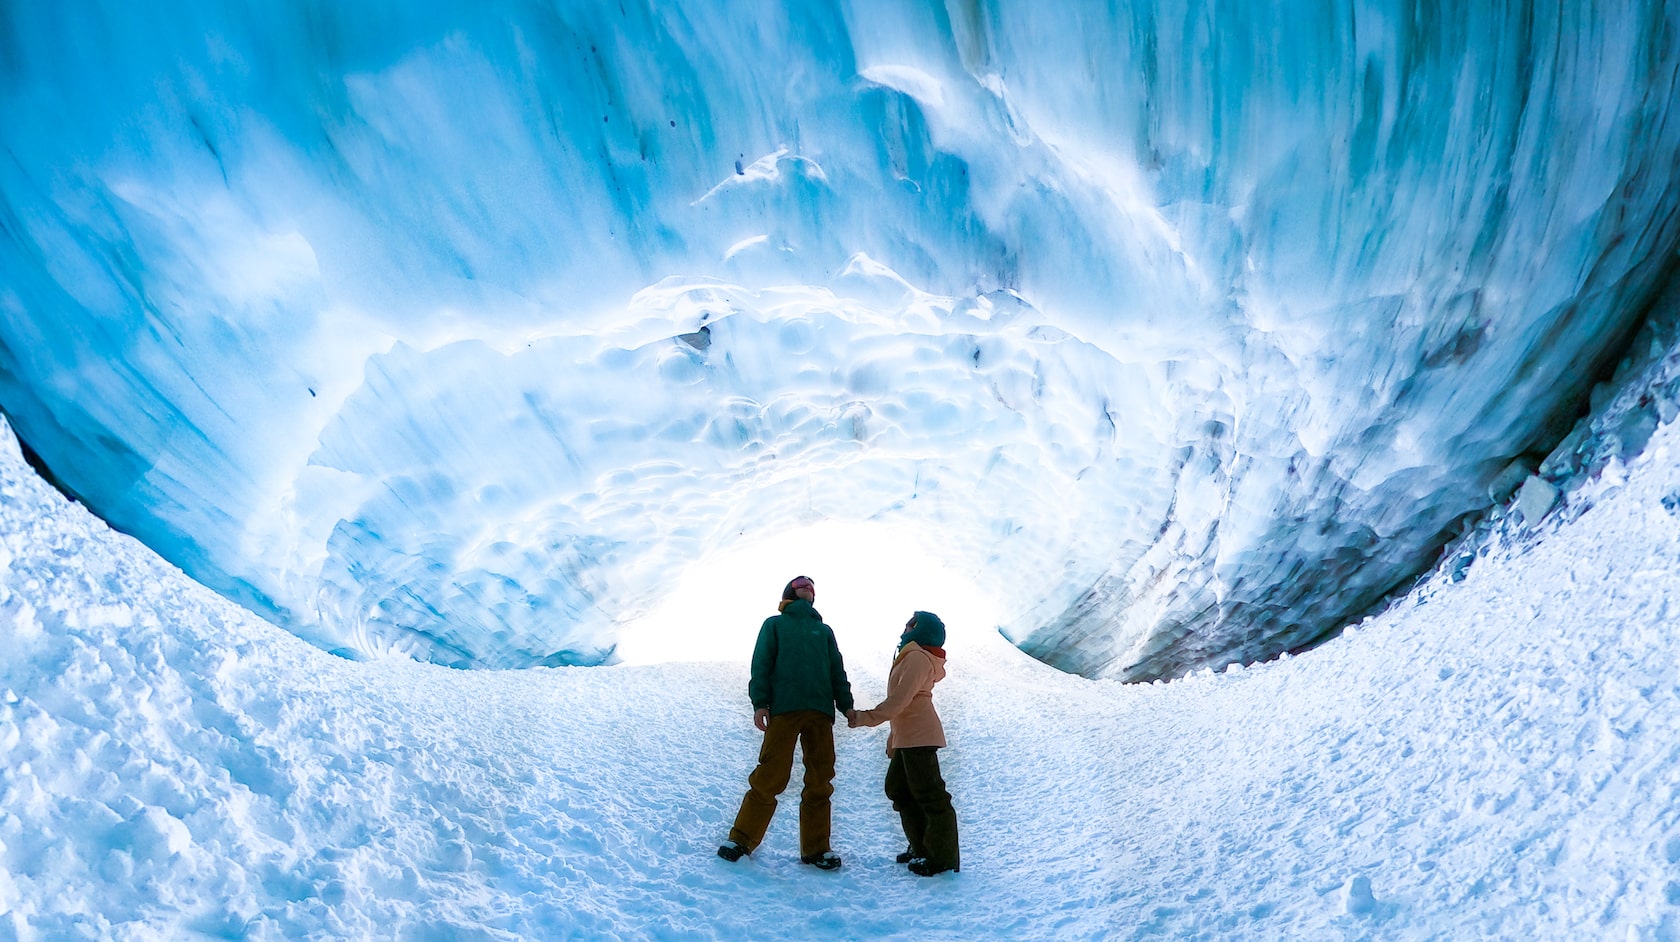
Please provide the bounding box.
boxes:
[884,746,959,869]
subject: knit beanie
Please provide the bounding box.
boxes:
[899,611,946,650]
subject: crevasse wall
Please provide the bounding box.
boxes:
[0,1,1676,678]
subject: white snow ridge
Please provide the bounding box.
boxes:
[6,402,1680,939]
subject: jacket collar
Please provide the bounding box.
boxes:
[896,641,946,663]
[780,598,821,620]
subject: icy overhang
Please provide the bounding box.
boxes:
[1,2,1677,679]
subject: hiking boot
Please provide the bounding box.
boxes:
[800,851,843,871]
[895,848,924,865]
[908,859,958,877]
[717,841,747,862]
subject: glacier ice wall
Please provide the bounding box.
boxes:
[1,2,1677,678]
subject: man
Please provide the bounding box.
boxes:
[717,575,856,870]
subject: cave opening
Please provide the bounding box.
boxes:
[613,519,1006,670]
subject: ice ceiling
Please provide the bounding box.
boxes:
[1,2,1677,680]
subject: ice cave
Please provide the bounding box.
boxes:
[2,2,1679,939]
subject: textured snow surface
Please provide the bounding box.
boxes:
[3,3,1677,678]
[5,408,1680,939]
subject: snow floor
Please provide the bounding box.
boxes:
[4,413,1680,940]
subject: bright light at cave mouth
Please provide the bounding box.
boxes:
[613,521,1005,667]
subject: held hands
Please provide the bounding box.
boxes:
[754,707,862,730]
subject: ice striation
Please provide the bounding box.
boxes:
[0,2,1677,678]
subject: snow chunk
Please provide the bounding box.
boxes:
[1515,476,1559,525]
[115,806,193,861]
[1342,875,1378,916]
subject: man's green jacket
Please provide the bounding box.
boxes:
[748,599,854,717]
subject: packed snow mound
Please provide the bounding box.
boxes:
[2,3,1678,677]
[7,401,1680,937]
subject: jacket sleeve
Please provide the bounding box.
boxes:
[855,651,932,728]
[747,617,778,710]
[827,627,854,713]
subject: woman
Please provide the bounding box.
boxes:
[849,611,959,876]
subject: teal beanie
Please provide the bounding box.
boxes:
[900,611,946,650]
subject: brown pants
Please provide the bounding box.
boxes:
[727,710,836,858]
[885,746,959,870]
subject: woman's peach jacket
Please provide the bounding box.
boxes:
[855,642,946,754]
